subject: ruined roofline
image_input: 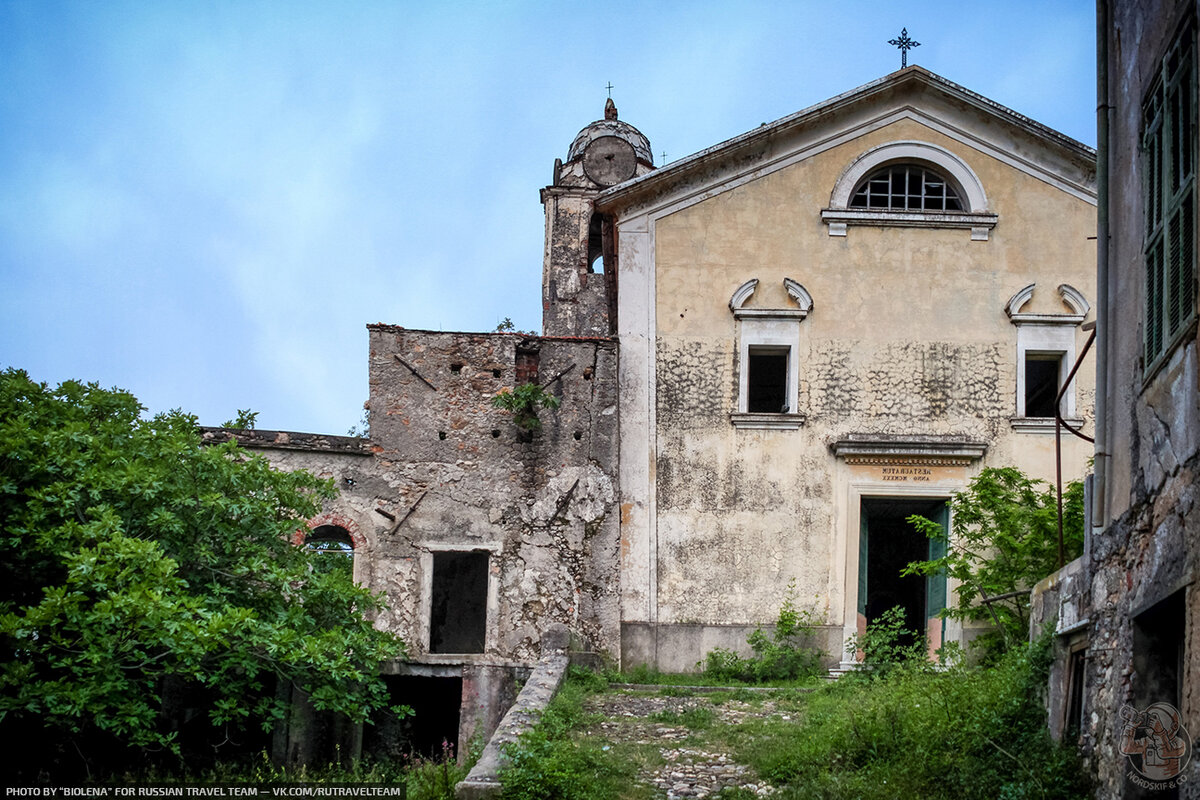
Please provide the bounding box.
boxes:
[366,323,617,344]
[200,426,373,455]
[595,65,1096,212]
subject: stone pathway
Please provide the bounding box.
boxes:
[580,689,780,799]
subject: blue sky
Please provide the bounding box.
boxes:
[0,1,1097,434]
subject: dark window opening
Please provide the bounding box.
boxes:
[363,676,462,760]
[430,551,488,654]
[515,347,539,384]
[450,363,463,374]
[1128,591,1185,796]
[587,213,604,273]
[1133,591,1184,711]
[747,348,788,413]
[850,164,964,211]
[1064,647,1087,742]
[1025,353,1062,417]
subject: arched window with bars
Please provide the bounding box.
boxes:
[849,163,964,211]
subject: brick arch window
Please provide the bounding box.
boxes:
[305,524,354,579]
[305,525,354,556]
[849,163,964,211]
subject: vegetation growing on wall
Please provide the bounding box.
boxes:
[492,383,562,432]
[0,369,404,780]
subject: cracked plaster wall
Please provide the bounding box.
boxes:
[644,116,1096,649]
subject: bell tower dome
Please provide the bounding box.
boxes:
[540,99,653,338]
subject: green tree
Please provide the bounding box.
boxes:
[902,466,1084,655]
[0,370,403,777]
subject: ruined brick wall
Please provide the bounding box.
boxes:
[363,326,621,662]
[209,329,621,667]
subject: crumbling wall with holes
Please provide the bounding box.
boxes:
[214,326,624,662]
[358,325,620,662]
[209,328,621,664]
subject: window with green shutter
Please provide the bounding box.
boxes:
[1143,18,1197,371]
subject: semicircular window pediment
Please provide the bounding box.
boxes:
[849,164,964,212]
[822,140,998,240]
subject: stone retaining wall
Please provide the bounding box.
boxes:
[456,624,571,799]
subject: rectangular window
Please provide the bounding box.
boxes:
[429,551,488,654]
[747,347,789,413]
[1144,19,1197,369]
[1064,646,1087,741]
[1024,353,1063,418]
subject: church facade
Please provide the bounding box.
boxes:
[212,66,1098,755]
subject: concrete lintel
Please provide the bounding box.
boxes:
[830,434,987,461]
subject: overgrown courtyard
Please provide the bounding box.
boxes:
[500,646,1092,800]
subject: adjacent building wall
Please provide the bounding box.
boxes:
[209,328,621,755]
[1079,2,1199,796]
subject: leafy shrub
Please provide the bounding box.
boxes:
[701,581,825,683]
[492,383,561,431]
[843,606,929,679]
[902,467,1085,657]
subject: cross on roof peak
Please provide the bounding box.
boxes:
[888,27,920,69]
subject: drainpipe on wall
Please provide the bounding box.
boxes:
[1092,0,1111,535]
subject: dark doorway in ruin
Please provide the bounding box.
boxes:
[363,676,462,760]
[1128,590,1185,799]
[1133,589,1184,712]
[859,497,947,648]
[430,551,489,654]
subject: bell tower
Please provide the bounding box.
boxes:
[540,99,654,338]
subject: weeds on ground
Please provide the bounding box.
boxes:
[500,672,638,800]
[120,749,410,784]
[406,737,483,800]
[726,635,1089,800]
[649,705,716,729]
[700,581,826,683]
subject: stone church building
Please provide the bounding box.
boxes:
[209,65,1098,758]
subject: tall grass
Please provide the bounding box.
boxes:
[726,638,1089,799]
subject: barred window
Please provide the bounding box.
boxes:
[1144,19,1196,368]
[850,164,964,212]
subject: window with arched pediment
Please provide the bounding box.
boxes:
[849,164,964,212]
[822,140,997,239]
